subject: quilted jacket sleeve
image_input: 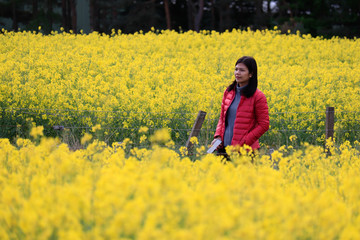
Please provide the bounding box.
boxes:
[214,90,227,140]
[241,90,269,146]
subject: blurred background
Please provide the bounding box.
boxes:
[0,0,359,38]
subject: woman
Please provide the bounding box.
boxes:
[212,56,269,157]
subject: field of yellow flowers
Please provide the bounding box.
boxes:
[1,28,360,239]
[1,28,359,147]
[1,127,360,239]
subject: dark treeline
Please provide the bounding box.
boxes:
[0,0,359,38]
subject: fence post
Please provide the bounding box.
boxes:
[186,110,207,155]
[325,106,334,155]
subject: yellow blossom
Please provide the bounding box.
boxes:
[190,136,199,145]
[138,126,149,134]
[150,128,171,144]
[81,133,93,145]
[289,135,297,142]
[91,124,101,132]
[30,126,44,138]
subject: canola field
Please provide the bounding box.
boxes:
[1,130,360,239]
[1,29,360,239]
[0,28,360,147]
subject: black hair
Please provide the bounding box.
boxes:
[226,56,258,98]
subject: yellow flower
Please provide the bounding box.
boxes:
[190,136,198,145]
[139,135,147,143]
[1,28,360,239]
[138,126,149,134]
[30,126,44,138]
[91,124,101,132]
[179,146,188,156]
[81,133,93,145]
[289,135,297,142]
[150,128,171,144]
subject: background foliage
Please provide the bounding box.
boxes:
[0,0,360,38]
[1,134,360,239]
[1,29,359,149]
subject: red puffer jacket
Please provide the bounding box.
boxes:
[214,88,269,150]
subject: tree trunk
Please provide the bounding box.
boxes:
[218,2,231,32]
[66,0,71,30]
[47,0,53,30]
[187,0,204,32]
[187,0,194,30]
[164,0,171,30]
[70,0,77,32]
[219,5,223,32]
[12,0,17,31]
[194,0,204,32]
[62,0,68,31]
[211,0,215,30]
[90,0,94,31]
[149,0,156,29]
[90,0,99,31]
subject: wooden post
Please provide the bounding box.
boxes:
[325,107,334,140]
[325,106,334,155]
[186,110,207,155]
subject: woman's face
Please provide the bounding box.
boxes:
[234,63,252,87]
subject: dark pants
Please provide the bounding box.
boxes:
[217,147,258,163]
[216,147,231,161]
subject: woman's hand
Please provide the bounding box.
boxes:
[211,136,223,150]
